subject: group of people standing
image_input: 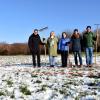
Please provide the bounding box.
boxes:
[28,26,97,68]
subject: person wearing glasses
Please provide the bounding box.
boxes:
[28,29,45,67]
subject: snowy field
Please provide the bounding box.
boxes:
[0,55,100,100]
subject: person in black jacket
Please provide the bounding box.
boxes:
[28,29,45,67]
[71,29,83,67]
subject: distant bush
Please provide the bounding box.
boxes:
[0,43,46,55]
[0,43,9,55]
[9,43,29,55]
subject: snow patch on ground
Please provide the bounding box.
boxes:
[0,55,100,100]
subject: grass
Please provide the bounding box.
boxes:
[31,74,38,78]
[6,80,13,87]
[0,91,5,96]
[36,85,47,92]
[36,87,46,92]
[75,96,80,100]
[19,85,31,95]
[10,94,15,98]
[35,80,42,84]
[41,86,46,91]
[59,89,66,94]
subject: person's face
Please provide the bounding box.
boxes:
[50,32,55,38]
[63,33,67,38]
[74,31,78,34]
[34,31,38,35]
[87,28,91,32]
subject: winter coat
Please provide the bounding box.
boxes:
[47,37,58,56]
[28,33,44,53]
[58,38,70,51]
[83,32,96,48]
[71,33,82,52]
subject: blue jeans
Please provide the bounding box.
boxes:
[73,51,82,65]
[49,56,56,66]
[85,47,93,65]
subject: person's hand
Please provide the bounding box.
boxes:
[65,42,68,46]
[43,38,46,41]
[43,43,46,45]
[58,50,61,54]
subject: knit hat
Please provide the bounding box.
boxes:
[74,29,78,32]
[34,29,38,32]
[86,26,91,29]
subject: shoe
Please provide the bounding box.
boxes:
[74,64,78,67]
[62,66,67,68]
[86,64,89,67]
[79,65,83,67]
[88,64,93,67]
[33,66,36,68]
[37,65,41,67]
[51,65,54,67]
[62,65,67,67]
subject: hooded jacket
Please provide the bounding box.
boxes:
[58,37,70,51]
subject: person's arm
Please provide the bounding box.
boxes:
[68,38,71,44]
[65,38,70,46]
[28,35,33,52]
[56,37,58,43]
[80,35,84,50]
[58,40,61,50]
[47,38,50,47]
[70,36,73,44]
[93,32,97,41]
[82,33,85,48]
[39,36,46,45]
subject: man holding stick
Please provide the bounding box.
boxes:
[83,26,97,67]
[28,29,45,67]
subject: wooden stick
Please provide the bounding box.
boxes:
[38,27,48,32]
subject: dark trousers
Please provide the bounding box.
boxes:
[32,51,40,67]
[61,51,68,67]
[73,51,82,65]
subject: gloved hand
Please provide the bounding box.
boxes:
[65,42,68,46]
[58,50,61,54]
[43,43,46,45]
[65,42,70,46]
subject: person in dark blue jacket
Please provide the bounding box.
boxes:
[58,32,70,67]
[71,29,83,67]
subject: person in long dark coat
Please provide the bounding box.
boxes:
[28,29,45,67]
